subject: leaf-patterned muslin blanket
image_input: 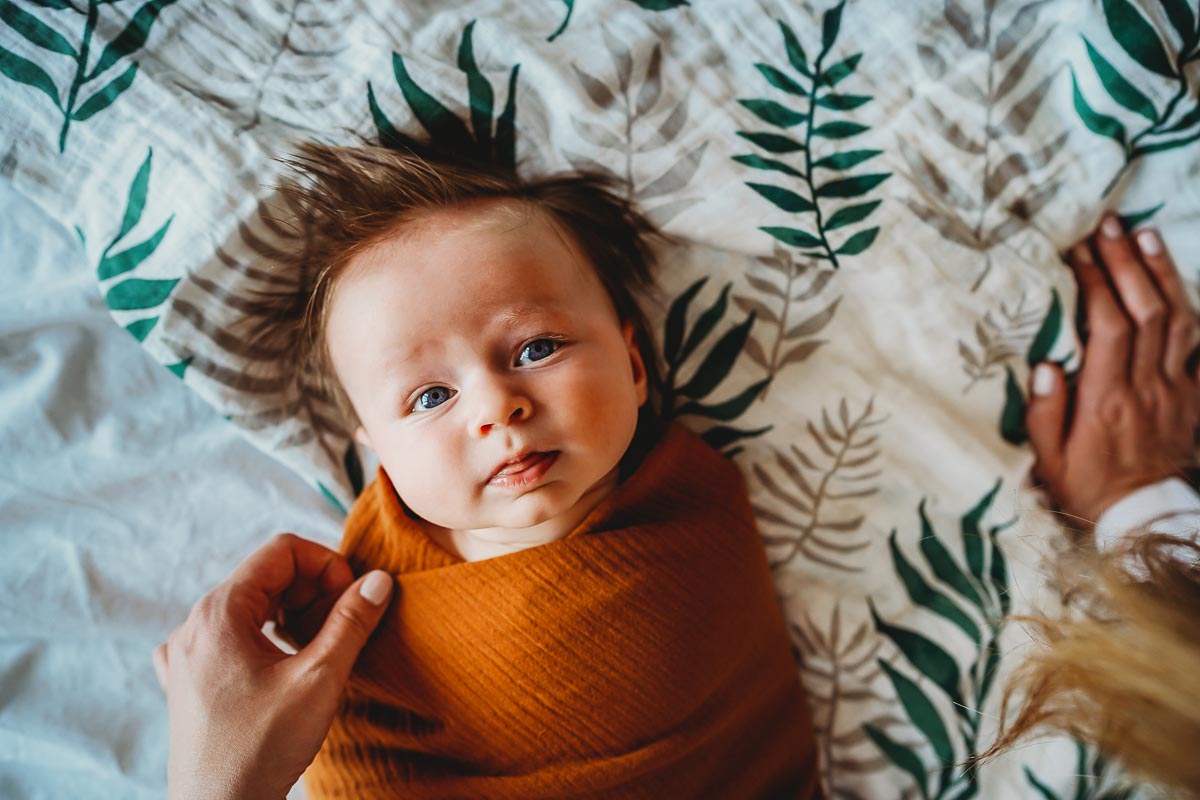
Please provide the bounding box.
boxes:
[3,0,1198,797]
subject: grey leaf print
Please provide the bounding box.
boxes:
[635,43,662,116]
[904,1,1067,291]
[984,131,1068,201]
[560,148,611,174]
[992,26,1054,103]
[944,0,983,49]
[996,72,1055,137]
[904,198,981,249]
[958,290,1045,392]
[600,25,633,92]
[897,136,977,212]
[755,396,887,572]
[571,63,617,108]
[571,115,624,150]
[792,602,908,797]
[921,99,985,155]
[736,243,837,391]
[917,43,947,79]
[640,140,708,198]
[994,0,1051,61]
[568,37,706,224]
[648,94,690,148]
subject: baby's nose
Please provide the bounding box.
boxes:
[475,385,531,435]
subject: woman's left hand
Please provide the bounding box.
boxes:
[152,533,393,800]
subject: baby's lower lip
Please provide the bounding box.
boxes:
[488,451,559,488]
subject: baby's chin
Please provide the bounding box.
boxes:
[404,484,567,531]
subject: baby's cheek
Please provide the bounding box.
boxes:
[563,363,639,440]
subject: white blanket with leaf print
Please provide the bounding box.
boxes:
[2,0,1198,798]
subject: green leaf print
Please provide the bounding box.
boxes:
[731,153,805,177]
[1117,201,1164,229]
[72,60,137,121]
[1161,0,1196,46]
[738,98,808,127]
[754,63,808,96]
[0,42,62,109]
[864,725,931,800]
[999,365,1029,445]
[661,277,773,456]
[877,658,955,766]
[625,0,690,9]
[760,226,823,248]
[733,3,889,268]
[370,20,521,169]
[869,485,1014,800]
[889,531,982,643]
[1025,741,1140,799]
[0,0,74,55]
[735,130,805,153]
[124,316,158,343]
[832,226,878,255]
[0,0,179,153]
[1102,0,1176,77]
[105,277,179,310]
[824,199,880,230]
[87,0,176,81]
[1070,71,1127,145]
[89,148,181,367]
[1073,0,1200,196]
[748,182,816,212]
[1082,37,1158,122]
[1000,287,1072,446]
[547,0,573,42]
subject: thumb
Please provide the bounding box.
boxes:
[1026,362,1066,482]
[299,570,393,681]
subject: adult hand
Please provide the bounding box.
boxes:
[1025,212,1200,530]
[152,533,394,800]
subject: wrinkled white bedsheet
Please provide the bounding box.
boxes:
[0,177,332,798]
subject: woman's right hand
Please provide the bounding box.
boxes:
[154,533,394,800]
[1025,212,1200,529]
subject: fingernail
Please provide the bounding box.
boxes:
[1101,214,1123,239]
[360,571,392,606]
[1073,243,1092,263]
[1136,228,1162,256]
[1032,363,1055,397]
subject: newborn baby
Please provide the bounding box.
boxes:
[270,141,819,798]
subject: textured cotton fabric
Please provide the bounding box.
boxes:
[302,421,820,798]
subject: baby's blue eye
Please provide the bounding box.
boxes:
[410,339,561,413]
[415,386,454,411]
[517,338,561,366]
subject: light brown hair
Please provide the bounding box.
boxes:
[978,532,1200,797]
[245,137,674,456]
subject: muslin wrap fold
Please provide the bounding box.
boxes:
[302,422,820,798]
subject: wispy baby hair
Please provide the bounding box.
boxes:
[246,136,674,442]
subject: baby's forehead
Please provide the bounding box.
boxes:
[402,196,545,238]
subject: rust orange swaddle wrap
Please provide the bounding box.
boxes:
[303,422,820,798]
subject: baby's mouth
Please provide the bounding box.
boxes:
[487,451,560,487]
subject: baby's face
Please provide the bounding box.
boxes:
[325,199,647,537]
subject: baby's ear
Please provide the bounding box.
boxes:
[621,320,648,407]
[353,425,373,449]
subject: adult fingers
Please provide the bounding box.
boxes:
[295,570,393,686]
[224,534,354,628]
[153,642,168,694]
[1026,362,1067,483]
[1070,242,1132,389]
[1132,227,1200,384]
[1093,214,1167,388]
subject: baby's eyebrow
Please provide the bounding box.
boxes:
[387,304,570,371]
[490,304,571,327]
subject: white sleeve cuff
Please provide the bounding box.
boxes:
[1093,477,1200,553]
